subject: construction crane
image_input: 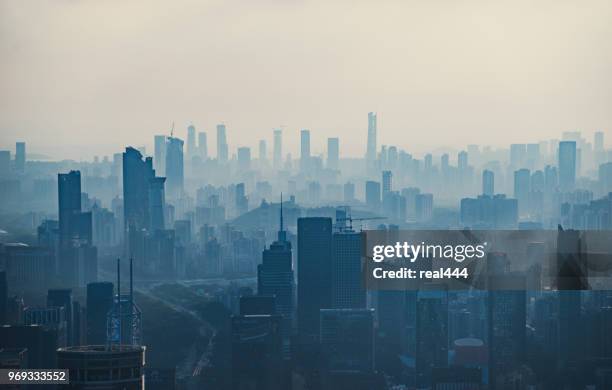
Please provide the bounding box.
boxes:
[335,216,386,231]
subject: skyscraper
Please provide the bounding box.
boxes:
[165,137,184,199]
[300,129,311,171]
[482,169,494,196]
[217,124,228,163]
[186,124,196,160]
[558,141,576,191]
[0,150,10,176]
[47,289,74,346]
[237,147,251,172]
[86,282,114,345]
[258,200,294,348]
[514,169,530,217]
[123,147,155,234]
[154,135,166,176]
[198,131,208,160]
[148,177,166,231]
[14,142,25,172]
[382,170,392,196]
[58,171,82,246]
[297,217,332,339]
[327,137,339,170]
[331,230,365,309]
[365,181,381,211]
[416,286,448,388]
[366,112,377,163]
[273,129,282,169]
[259,140,267,163]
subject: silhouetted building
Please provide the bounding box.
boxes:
[559,141,577,192]
[154,135,166,175]
[365,181,381,211]
[482,169,494,196]
[331,230,365,309]
[416,286,448,388]
[217,124,228,163]
[165,137,184,198]
[366,112,377,167]
[298,217,332,339]
[87,282,114,345]
[15,141,25,172]
[327,137,339,170]
[273,129,282,169]
[198,131,208,160]
[300,129,311,171]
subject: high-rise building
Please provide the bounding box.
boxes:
[458,150,468,171]
[366,112,377,163]
[300,129,311,171]
[320,308,374,372]
[14,142,25,172]
[186,124,196,160]
[416,286,448,388]
[123,148,155,234]
[217,124,228,163]
[58,171,82,246]
[382,171,392,195]
[154,135,166,176]
[365,181,381,211]
[47,289,74,346]
[148,177,166,231]
[259,140,267,163]
[57,345,145,389]
[231,314,285,390]
[514,169,530,217]
[482,169,494,196]
[235,183,248,215]
[86,282,114,345]
[237,147,251,172]
[273,129,282,169]
[599,162,612,195]
[327,137,339,170]
[165,137,184,199]
[594,131,604,152]
[198,131,208,160]
[510,144,526,168]
[0,151,10,176]
[258,201,294,348]
[558,141,577,191]
[297,217,332,338]
[343,182,355,203]
[331,230,365,309]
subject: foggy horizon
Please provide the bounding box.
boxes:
[2,0,611,160]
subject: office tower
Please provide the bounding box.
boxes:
[148,177,166,231]
[460,195,518,229]
[331,230,365,308]
[165,137,184,199]
[86,282,114,345]
[0,271,6,325]
[154,135,166,175]
[594,131,604,152]
[458,150,468,171]
[300,129,311,171]
[327,137,339,170]
[0,325,58,368]
[600,162,612,195]
[273,129,282,169]
[258,202,294,347]
[366,112,377,163]
[415,193,434,221]
[365,181,381,211]
[526,143,540,169]
[320,309,374,372]
[0,151,9,176]
[231,314,285,390]
[514,169,530,217]
[14,142,25,172]
[187,124,196,159]
[57,345,145,388]
[558,141,577,191]
[297,217,332,339]
[24,306,68,347]
[487,260,526,389]
[47,289,74,346]
[198,131,208,160]
[235,183,248,215]
[382,170,392,195]
[216,124,228,163]
[441,153,450,174]
[416,286,449,388]
[237,147,251,172]
[510,144,526,168]
[343,182,355,203]
[258,139,267,164]
[58,170,82,245]
[482,169,494,196]
[123,147,155,233]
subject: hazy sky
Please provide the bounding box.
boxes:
[1,0,611,160]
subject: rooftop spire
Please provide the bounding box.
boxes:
[278,193,286,242]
